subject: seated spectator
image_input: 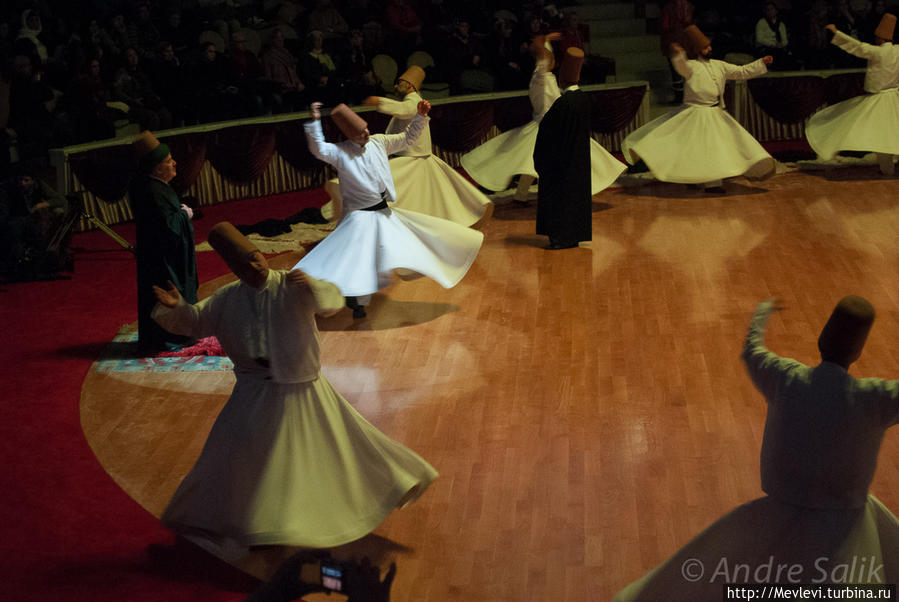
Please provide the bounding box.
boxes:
[830,0,867,65]
[0,169,74,280]
[186,41,245,122]
[68,56,122,142]
[261,27,308,112]
[489,17,528,91]
[16,9,48,64]
[300,30,340,105]
[158,9,194,55]
[443,18,492,94]
[150,41,189,126]
[113,46,172,130]
[755,2,798,69]
[385,0,423,61]
[861,0,890,42]
[105,12,132,62]
[128,2,161,60]
[227,30,272,115]
[8,52,58,162]
[306,0,349,40]
[336,28,378,104]
[806,0,835,68]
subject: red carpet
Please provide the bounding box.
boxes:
[0,190,327,601]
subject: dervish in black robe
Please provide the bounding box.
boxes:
[533,86,592,248]
[129,174,198,351]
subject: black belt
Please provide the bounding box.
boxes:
[360,192,390,212]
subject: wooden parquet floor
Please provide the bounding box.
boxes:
[80,167,899,601]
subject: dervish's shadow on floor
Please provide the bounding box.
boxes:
[318,294,459,332]
[619,181,770,198]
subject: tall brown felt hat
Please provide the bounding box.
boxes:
[132,130,170,171]
[397,65,425,91]
[330,104,368,140]
[876,13,896,41]
[530,34,555,71]
[684,24,711,56]
[207,221,259,271]
[558,47,584,85]
[818,295,875,366]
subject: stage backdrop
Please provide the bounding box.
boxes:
[50,81,651,231]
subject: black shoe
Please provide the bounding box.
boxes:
[352,305,367,319]
[546,240,578,250]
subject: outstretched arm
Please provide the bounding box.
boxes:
[286,269,345,316]
[741,298,803,402]
[829,26,879,59]
[669,45,693,79]
[303,102,342,166]
[380,100,431,155]
[365,94,419,119]
[151,280,220,338]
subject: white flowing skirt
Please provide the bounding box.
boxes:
[459,120,627,194]
[622,104,776,184]
[324,156,493,227]
[614,494,899,601]
[806,89,899,160]
[294,205,483,297]
[389,155,493,226]
[162,373,438,558]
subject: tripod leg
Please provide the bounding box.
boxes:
[79,210,135,253]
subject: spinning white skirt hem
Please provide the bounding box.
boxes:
[295,206,483,297]
[806,89,899,160]
[622,104,776,184]
[389,155,493,226]
[460,120,626,195]
[161,374,438,557]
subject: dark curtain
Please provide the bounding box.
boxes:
[362,110,391,134]
[493,96,534,132]
[428,101,496,152]
[588,85,646,133]
[748,76,826,124]
[166,133,208,195]
[275,121,320,171]
[207,125,277,183]
[69,144,137,203]
[824,72,866,106]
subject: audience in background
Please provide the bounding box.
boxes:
[0,0,889,168]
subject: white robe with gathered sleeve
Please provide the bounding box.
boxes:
[325,92,494,226]
[152,269,438,558]
[459,57,626,195]
[806,31,899,160]
[296,115,483,297]
[621,51,776,183]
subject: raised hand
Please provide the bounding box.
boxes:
[416,99,431,116]
[762,55,774,65]
[670,42,684,55]
[153,280,181,308]
[825,24,837,33]
[362,96,381,106]
[286,269,310,289]
[310,102,323,120]
[546,32,562,43]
